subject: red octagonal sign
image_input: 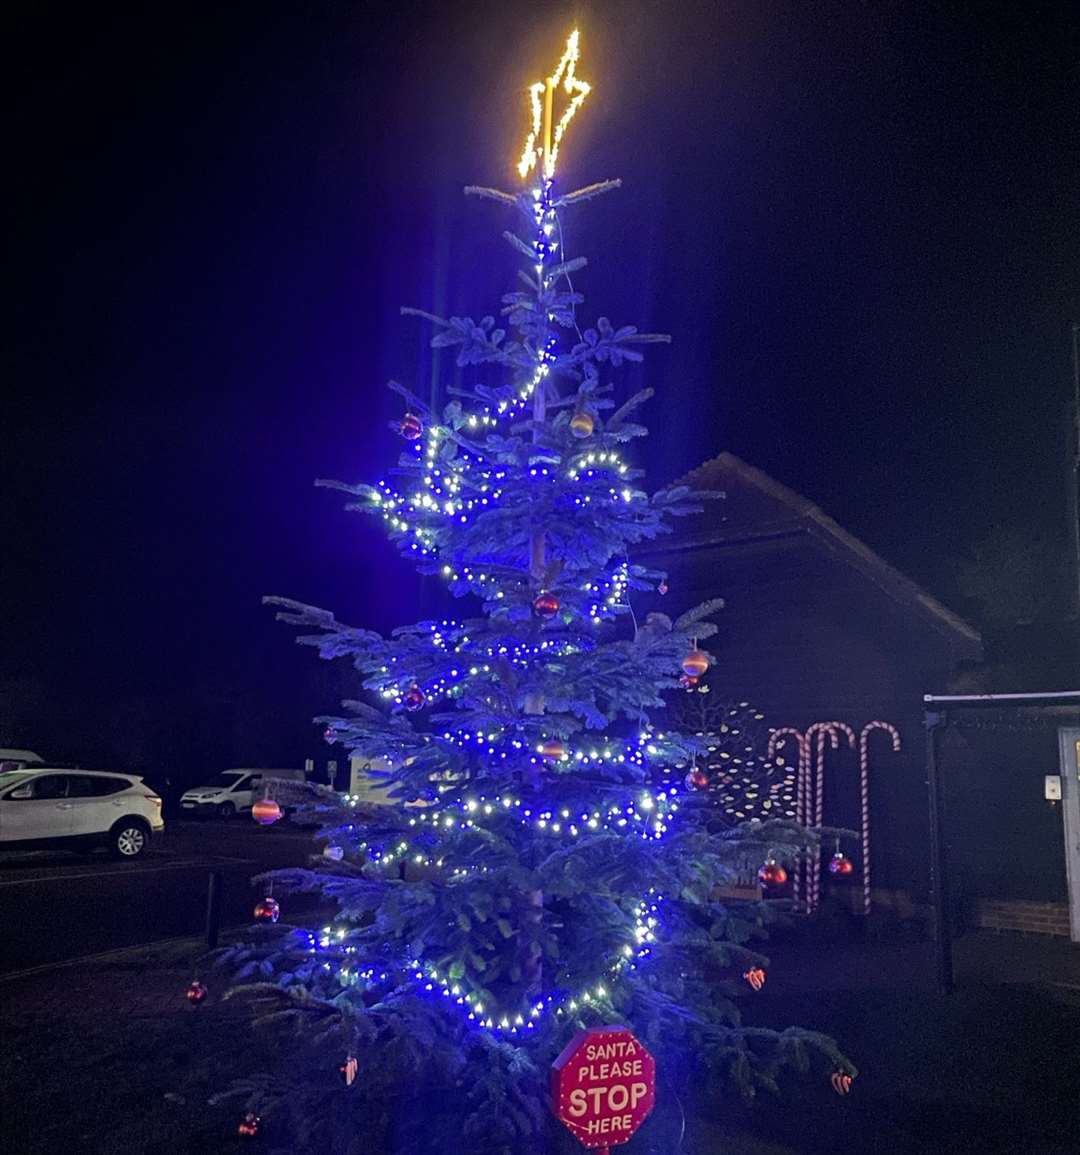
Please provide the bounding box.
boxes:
[551,1026,656,1151]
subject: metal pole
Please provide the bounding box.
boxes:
[925,710,953,995]
[1068,321,1080,613]
[205,869,223,948]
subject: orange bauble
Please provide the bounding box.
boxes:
[681,649,710,677]
[400,412,422,440]
[569,409,594,438]
[252,798,282,826]
[186,979,207,1005]
[540,739,566,760]
[238,1113,260,1137]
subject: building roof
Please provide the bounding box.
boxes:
[649,452,981,646]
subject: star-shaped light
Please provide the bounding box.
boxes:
[517,29,592,182]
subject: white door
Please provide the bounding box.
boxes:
[67,775,131,837]
[0,774,74,841]
[231,775,259,812]
[1059,728,1080,944]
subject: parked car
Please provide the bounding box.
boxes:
[0,748,45,774]
[179,768,306,818]
[0,768,164,858]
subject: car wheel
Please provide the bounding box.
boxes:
[110,820,149,859]
[218,801,236,819]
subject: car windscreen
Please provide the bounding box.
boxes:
[199,772,246,788]
[0,771,32,793]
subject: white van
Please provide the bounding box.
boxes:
[179,768,306,818]
[0,749,45,774]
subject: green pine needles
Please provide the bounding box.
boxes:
[216,170,852,1153]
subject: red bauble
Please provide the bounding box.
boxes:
[687,768,709,790]
[831,1072,854,1096]
[186,979,207,1005]
[533,592,559,620]
[254,897,280,924]
[678,673,699,690]
[238,1113,260,1137]
[403,684,426,711]
[828,851,854,876]
[540,739,565,761]
[743,966,767,991]
[657,580,669,596]
[400,412,423,440]
[758,860,788,887]
[681,649,710,677]
[252,799,282,826]
[323,725,338,745]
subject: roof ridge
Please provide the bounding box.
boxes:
[666,452,981,644]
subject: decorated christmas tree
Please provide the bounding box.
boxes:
[220,30,852,1153]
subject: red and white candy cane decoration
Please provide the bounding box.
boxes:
[804,723,856,913]
[858,721,901,916]
[766,727,810,907]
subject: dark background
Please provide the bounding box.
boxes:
[4,1,1078,780]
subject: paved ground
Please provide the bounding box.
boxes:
[0,818,319,975]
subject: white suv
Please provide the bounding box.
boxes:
[0,769,164,858]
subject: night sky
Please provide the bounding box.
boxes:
[5,1,1078,777]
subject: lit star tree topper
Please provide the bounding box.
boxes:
[517,28,592,183]
[221,26,853,1152]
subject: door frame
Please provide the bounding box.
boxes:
[1059,727,1080,944]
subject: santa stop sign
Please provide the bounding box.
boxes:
[551,1026,656,1152]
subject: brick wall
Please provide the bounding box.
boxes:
[973,898,1071,937]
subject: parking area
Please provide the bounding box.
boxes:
[0,819,316,976]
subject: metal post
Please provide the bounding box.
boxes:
[205,869,223,948]
[925,710,953,995]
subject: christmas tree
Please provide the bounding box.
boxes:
[222,30,851,1153]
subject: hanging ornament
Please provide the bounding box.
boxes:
[743,966,767,991]
[831,1071,854,1096]
[323,844,344,862]
[186,979,207,1005]
[569,409,594,438]
[254,897,280,924]
[252,798,282,826]
[657,580,669,596]
[403,684,426,712]
[339,1055,359,1087]
[681,648,710,678]
[828,851,854,876]
[238,1113,260,1137]
[533,592,560,620]
[400,412,423,440]
[540,739,566,761]
[678,673,699,690]
[686,768,709,790]
[323,725,338,745]
[758,859,788,887]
